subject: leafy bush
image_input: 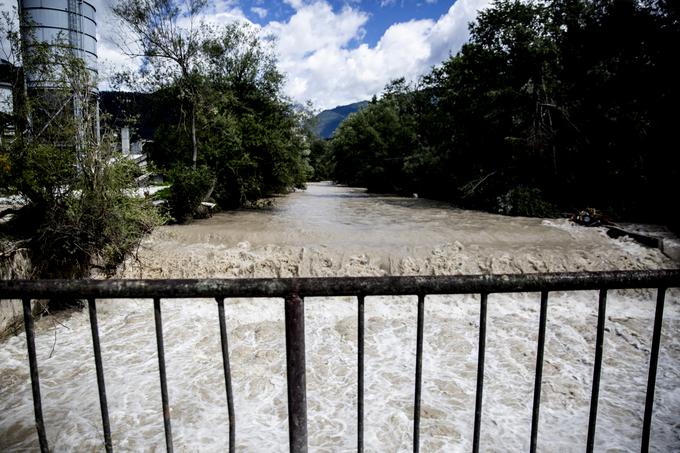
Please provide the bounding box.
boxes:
[1,139,164,278]
[167,165,215,223]
[496,186,556,218]
[328,1,679,225]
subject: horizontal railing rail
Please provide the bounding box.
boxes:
[2,269,679,298]
[2,269,679,453]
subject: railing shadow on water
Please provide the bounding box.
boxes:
[2,269,679,453]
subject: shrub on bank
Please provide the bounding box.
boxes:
[0,140,164,279]
[496,186,556,218]
[166,166,215,223]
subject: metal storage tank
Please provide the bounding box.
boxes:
[19,0,97,87]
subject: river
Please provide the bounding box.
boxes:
[1,182,678,451]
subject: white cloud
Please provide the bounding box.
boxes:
[251,6,268,19]
[283,0,305,10]
[3,0,491,109]
[267,0,491,109]
[265,2,367,61]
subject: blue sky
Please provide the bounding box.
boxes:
[1,0,491,110]
[239,0,457,47]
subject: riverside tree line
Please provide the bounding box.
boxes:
[316,0,679,229]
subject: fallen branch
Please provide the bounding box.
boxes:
[460,171,497,198]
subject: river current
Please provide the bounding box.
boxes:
[1,182,678,451]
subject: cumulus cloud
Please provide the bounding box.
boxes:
[283,0,306,10]
[251,7,268,19]
[267,0,491,109]
[265,2,368,61]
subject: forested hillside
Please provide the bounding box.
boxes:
[313,101,369,138]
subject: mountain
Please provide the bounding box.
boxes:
[313,101,369,139]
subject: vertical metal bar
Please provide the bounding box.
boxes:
[357,295,365,453]
[153,298,173,453]
[413,294,426,453]
[216,298,236,453]
[22,298,49,453]
[586,289,607,453]
[641,287,666,453]
[472,293,488,453]
[285,293,308,453]
[88,298,113,453]
[529,291,549,453]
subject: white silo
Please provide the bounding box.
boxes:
[19,0,98,87]
[18,0,99,142]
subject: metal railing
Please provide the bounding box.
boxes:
[2,269,679,453]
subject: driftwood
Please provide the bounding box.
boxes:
[571,209,663,250]
[460,171,497,198]
[606,226,661,248]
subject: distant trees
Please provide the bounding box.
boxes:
[328,0,679,226]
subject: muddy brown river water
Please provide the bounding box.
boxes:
[1,182,678,451]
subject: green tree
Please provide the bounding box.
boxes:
[112,0,209,168]
[0,14,163,279]
[328,0,678,225]
[142,22,311,215]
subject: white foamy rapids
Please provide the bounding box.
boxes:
[2,184,679,451]
[122,229,675,279]
[2,290,678,451]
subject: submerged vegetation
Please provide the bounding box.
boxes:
[326,0,679,226]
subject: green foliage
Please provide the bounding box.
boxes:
[167,165,214,222]
[496,186,556,217]
[1,139,164,278]
[0,16,163,279]
[329,0,679,224]
[139,22,311,215]
[331,79,421,193]
[307,138,332,181]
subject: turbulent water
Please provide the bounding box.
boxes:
[1,182,678,451]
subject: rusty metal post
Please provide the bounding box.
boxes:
[216,298,236,452]
[357,295,365,453]
[87,299,113,453]
[413,294,425,453]
[22,298,49,453]
[586,289,607,453]
[641,287,667,452]
[153,298,173,453]
[284,292,308,453]
[529,291,549,453]
[472,292,488,453]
